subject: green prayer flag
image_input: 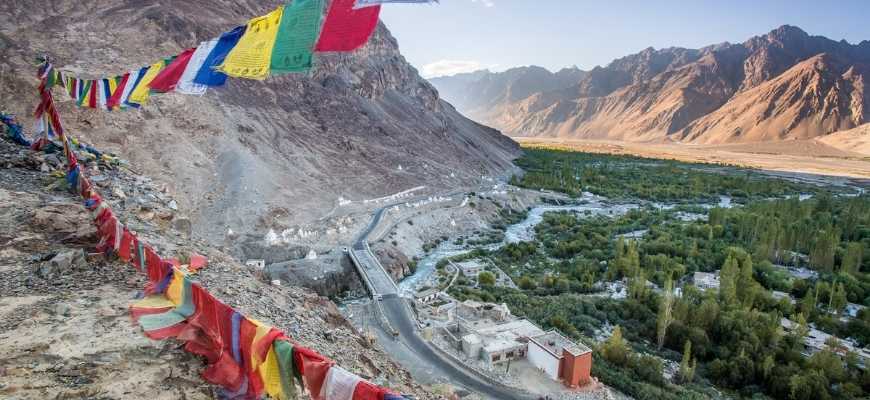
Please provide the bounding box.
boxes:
[270,0,323,74]
[274,340,299,399]
[77,80,92,106]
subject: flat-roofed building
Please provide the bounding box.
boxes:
[528,331,593,388]
[693,271,720,291]
[457,261,484,277]
[414,288,440,304]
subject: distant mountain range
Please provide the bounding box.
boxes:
[429,26,870,149]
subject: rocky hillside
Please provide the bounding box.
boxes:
[429,25,870,148]
[0,0,520,247]
[0,136,432,399]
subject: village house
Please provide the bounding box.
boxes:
[245,259,265,270]
[413,288,440,305]
[693,271,720,291]
[441,299,593,388]
[457,260,484,277]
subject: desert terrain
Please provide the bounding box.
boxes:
[515,137,870,180]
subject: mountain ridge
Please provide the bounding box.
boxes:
[429,25,870,152]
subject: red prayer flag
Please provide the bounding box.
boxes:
[88,81,97,108]
[294,346,333,399]
[239,318,265,398]
[189,252,208,272]
[107,73,130,109]
[149,48,196,93]
[314,0,381,52]
[118,230,133,262]
[353,381,387,400]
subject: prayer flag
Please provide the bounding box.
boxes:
[354,0,437,8]
[274,340,299,400]
[149,48,196,92]
[78,80,91,107]
[98,79,110,110]
[88,80,98,108]
[67,78,77,99]
[194,26,246,87]
[122,68,148,108]
[128,61,165,105]
[320,366,362,400]
[107,73,130,109]
[218,6,284,80]
[177,39,218,95]
[106,77,119,109]
[270,0,323,74]
[314,0,380,52]
[76,79,85,103]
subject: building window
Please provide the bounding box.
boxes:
[506,351,515,358]
[492,354,501,362]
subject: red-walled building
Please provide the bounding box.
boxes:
[528,331,593,388]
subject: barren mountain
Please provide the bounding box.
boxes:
[0,0,520,245]
[430,66,586,123]
[430,25,870,149]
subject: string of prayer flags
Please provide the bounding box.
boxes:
[315,0,381,52]
[44,0,439,113]
[270,0,324,74]
[218,6,284,80]
[354,0,438,8]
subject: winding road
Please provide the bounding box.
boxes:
[349,197,532,400]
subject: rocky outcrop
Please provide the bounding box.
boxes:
[0,0,520,245]
[264,250,365,298]
[373,244,413,281]
[430,25,870,147]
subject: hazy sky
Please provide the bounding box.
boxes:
[380,0,870,78]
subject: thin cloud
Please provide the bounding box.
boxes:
[471,0,495,7]
[421,60,490,78]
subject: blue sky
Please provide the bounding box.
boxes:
[380,0,870,78]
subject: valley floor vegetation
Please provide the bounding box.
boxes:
[450,149,870,400]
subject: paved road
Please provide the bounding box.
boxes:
[349,193,531,400]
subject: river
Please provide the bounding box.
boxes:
[398,192,648,294]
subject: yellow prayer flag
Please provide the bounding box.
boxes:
[251,324,272,367]
[128,61,165,105]
[165,269,185,306]
[261,346,286,400]
[108,78,118,97]
[218,6,284,80]
[132,295,175,309]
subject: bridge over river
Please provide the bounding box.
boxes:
[346,201,531,400]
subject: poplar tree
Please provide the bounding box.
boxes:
[656,276,675,350]
[602,326,629,366]
[841,242,863,276]
[678,340,696,383]
[800,288,817,318]
[719,253,739,306]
